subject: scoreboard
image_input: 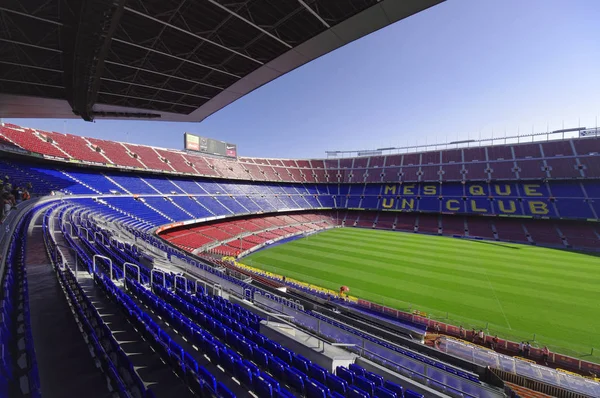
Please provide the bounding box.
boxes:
[184,133,237,158]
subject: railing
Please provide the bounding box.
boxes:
[491,368,594,398]
[254,293,499,398]
[440,338,600,398]
[325,127,587,158]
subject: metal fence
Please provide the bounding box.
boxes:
[439,337,600,397]
[255,294,502,398]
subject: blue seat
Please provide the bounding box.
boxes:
[244,359,260,377]
[277,387,295,398]
[383,380,403,397]
[234,360,253,387]
[169,341,184,360]
[336,366,354,385]
[206,341,221,363]
[375,386,397,398]
[184,352,199,374]
[253,347,270,369]
[265,339,281,353]
[356,376,376,396]
[404,390,424,398]
[260,372,280,393]
[198,365,217,392]
[365,371,384,387]
[268,356,287,381]
[220,350,236,374]
[284,367,306,394]
[349,363,366,377]
[309,363,327,384]
[217,382,235,398]
[292,354,310,374]
[326,373,348,395]
[277,347,293,365]
[254,374,274,398]
[348,386,370,398]
[240,341,254,359]
[306,380,329,398]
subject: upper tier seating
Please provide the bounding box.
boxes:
[3,122,599,183]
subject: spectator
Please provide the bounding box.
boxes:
[22,189,30,201]
[471,328,476,342]
[491,335,499,351]
[10,184,18,200]
[3,196,11,216]
[524,342,531,357]
[518,341,524,356]
[459,325,465,339]
[478,329,485,344]
[434,323,441,334]
[542,346,549,365]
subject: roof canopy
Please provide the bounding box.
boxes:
[0,0,443,121]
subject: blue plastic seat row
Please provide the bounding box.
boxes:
[0,208,42,398]
[95,274,221,397]
[129,280,302,398]
[338,364,425,398]
[147,281,412,398]
[64,205,436,398]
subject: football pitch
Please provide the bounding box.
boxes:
[244,227,600,361]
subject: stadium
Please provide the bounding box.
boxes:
[0,1,599,398]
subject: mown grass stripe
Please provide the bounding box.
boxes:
[245,228,600,360]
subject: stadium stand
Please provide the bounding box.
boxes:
[2,124,600,398]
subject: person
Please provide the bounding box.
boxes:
[434,323,441,334]
[524,342,531,357]
[491,335,499,351]
[3,196,11,216]
[542,346,549,365]
[471,328,477,342]
[518,341,524,356]
[478,329,485,345]
[459,325,465,339]
[22,189,30,201]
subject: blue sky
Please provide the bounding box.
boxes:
[5,0,600,158]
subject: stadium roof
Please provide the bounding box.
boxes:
[0,0,443,122]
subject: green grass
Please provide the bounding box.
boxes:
[244,227,600,362]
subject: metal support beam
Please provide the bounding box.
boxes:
[0,61,63,73]
[111,38,241,79]
[0,7,65,26]
[205,0,292,49]
[98,91,198,108]
[297,0,330,28]
[100,77,210,100]
[0,78,62,89]
[0,38,62,53]
[124,7,263,65]
[103,60,223,91]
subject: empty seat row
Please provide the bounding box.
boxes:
[1,211,40,398]
[4,122,600,183]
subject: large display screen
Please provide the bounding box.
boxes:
[184,133,237,158]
